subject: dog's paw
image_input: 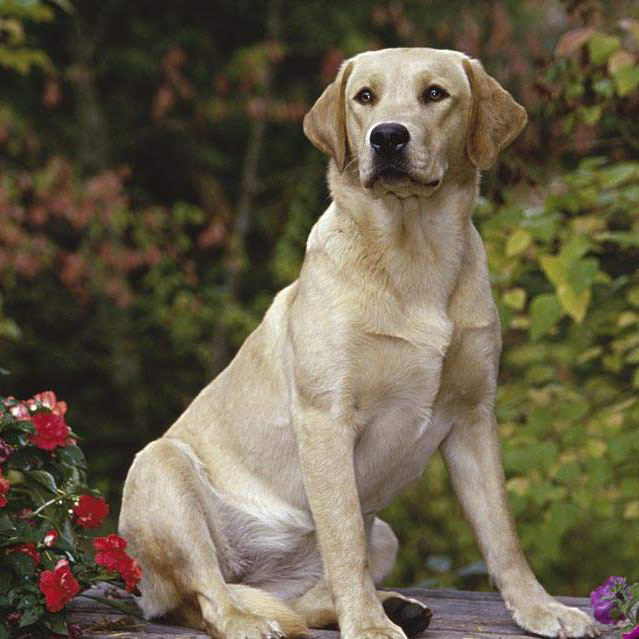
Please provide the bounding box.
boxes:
[215,610,287,639]
[344,620,408,639]
[510,597,599,638]
[382,594,432,637]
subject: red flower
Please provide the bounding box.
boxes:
[0,469,10,507]
[93,534,128,571]
[43,529,59,547]
[39,559,80,612]
[27,390,68,416]
[118,556,143,592]
[73,495,109,528]
[6,542,40,565]
[30,413,71,451]
[93,533,128,552]
[93,534,142,592]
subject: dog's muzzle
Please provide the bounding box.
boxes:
[368,122,412,185]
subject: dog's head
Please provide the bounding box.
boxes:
[304,48,527,199]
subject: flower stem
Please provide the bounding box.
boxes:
[78,593,146,621]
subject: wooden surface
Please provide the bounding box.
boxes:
[70,584,616,639]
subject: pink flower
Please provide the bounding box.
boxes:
[623,626,639,639]
[6,611,21,625]
[4,397,31,421]
[591,576,628,624]
[0,437,12,464]
[27,390,67,416]
[30,413,71,450]
[73,495,109,528]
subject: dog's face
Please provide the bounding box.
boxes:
[304,48,527,199]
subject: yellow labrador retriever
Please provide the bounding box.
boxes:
[120,48,598,639]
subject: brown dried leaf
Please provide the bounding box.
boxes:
[89,615,140,631]
[555,27,596,57]
[608,50,635,74]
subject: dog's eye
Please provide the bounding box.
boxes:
[355,88,374,105]
[424,85,448,102]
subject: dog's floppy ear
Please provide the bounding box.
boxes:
[303,61,354,172]
[462,58,527,171]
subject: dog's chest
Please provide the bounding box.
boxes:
[352,301,453,408]
[350,308,454,511]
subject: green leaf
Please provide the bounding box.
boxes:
[56,444,87,469]
[17,594,39,610]
[45,612,69,634]
[578,105,602,125]
[567,257,599,294]
[0,623,8,639]
[557,284,591,323]
[613,64,639,97]
[530,293,563,340]
[0,568,12,593]
[0,513,16,533]
[559,236,591,262]
[5,552,35,579]
[628,287,639,307]
[593,78,614,97]
[25,469,58,493]
[4,417,35,434]
[503,288,526,311]
[18,604,44,628]
[504,441,559,473]
[596,231,639,247]
[588,33,620,64]
[598,162,639,188]
[539,255,566,288]
[506,229,532,257]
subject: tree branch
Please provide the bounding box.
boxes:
[210,0,283,375]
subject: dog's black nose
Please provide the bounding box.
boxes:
[370,123,410,156]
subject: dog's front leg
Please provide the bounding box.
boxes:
[440,404,598,638]
[294,403,406,639]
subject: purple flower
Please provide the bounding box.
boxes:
[623,626,639,639]
[590,576,629,625]
[0,437,12,464]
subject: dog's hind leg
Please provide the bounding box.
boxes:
[119,438,309,639]
[289,518,431,637]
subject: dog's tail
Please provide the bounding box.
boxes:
[228,584,311,638]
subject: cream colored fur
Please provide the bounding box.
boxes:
[119,48,598,639]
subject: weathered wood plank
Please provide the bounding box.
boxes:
[70,585,616,638]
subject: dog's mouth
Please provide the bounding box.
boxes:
[364,165,441,192]
[378,166,409,182]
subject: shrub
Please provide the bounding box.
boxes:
[0,391,141,639]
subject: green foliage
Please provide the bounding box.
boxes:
[0,0,61,75]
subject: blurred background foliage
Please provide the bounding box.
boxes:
[0,0,637,596]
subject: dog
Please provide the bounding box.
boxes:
[119,48,598,639]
